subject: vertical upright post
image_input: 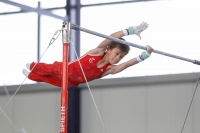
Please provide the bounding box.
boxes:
[37,1,41,62]
[60,22,70,133]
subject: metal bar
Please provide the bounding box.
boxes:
[0,0,162,16]
[70,23,200,65]
[37,1,41,62]
[0,0,161,16]
[0,0,68,20]
[60,22,70,133]
[67,0,81,133]
[69,0,81,61]
[81,0,160,7]
[0,6,65,15]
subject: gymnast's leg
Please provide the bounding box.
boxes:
[23,62,76,87]
[27,71,62,87]
[28,62,62,76]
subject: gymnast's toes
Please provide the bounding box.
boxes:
[26,63,31,71]
[22,69,30,78]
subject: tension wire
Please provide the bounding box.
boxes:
[0,29,61,116]
[181,77,200,133]
[69,38,108,133]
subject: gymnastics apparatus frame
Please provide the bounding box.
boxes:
[60,21,200,133]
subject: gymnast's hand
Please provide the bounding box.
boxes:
[146,45,154,54]
[133,22,149,39]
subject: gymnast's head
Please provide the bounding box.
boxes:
[106,38,130,64]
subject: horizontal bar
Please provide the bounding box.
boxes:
[0,0,161,16]
[81,0,160,8]
[70,23,200,65]
[1,0,68,20]
[0,6,65,15]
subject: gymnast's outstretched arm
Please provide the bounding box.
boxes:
[103,45,153,76]
[87,22,149,55]
[87,30,125,55]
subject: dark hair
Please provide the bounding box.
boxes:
[109,38,130,53]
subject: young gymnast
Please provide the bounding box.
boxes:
[22,22,154,87]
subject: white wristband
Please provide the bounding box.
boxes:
[136,55,144,62]
[123,29,129,36]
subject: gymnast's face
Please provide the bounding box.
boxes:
[107,47,128,64]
